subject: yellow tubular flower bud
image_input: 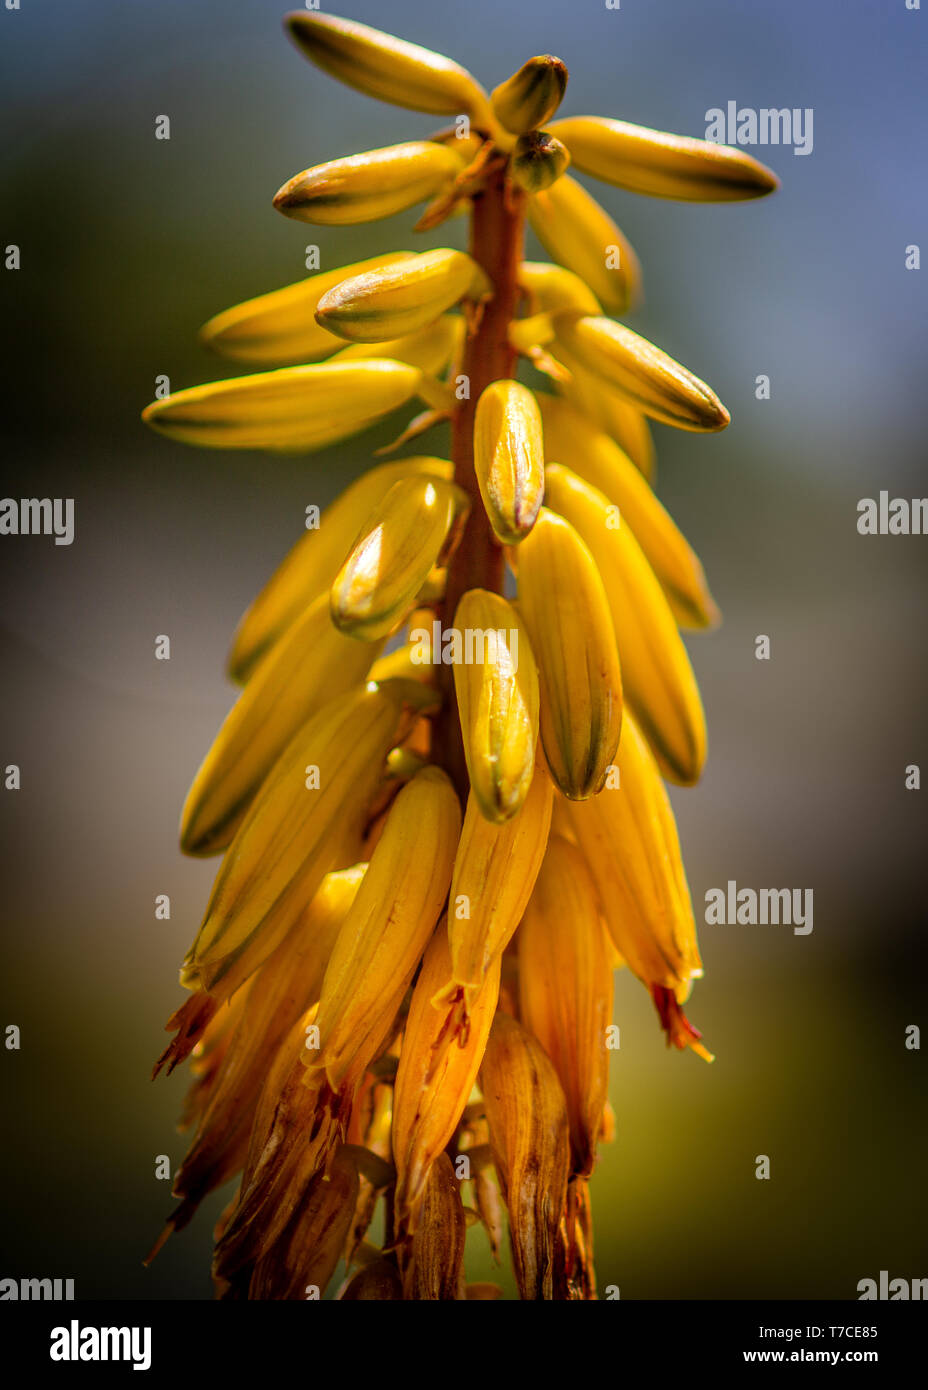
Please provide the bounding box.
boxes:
[561,711,705,1009]
[473,379,545,544]
[528,174,642,316]
[369,640,437,688]
[554,312,730,432]
[369,643,435,688]
[443,763,553,1014]
[316,249,490,344]
[517,836,613,1177]
[451,589,539,823]
[510,130,571,195]
[285,12,493,122]
[548,115,779,201]
[184,685,413,996]
[142,359,423,452]
[558,362,656,479]
[543,464,707,785]
[228,457,452,683]
[401,1152,467,1301]
[332,313,463,375]
[181,596,384,857]
[491,55,568,135]
[393,925,501,1229]
[516,508,623,799]
[272,141,464,226]
[198,254,411,366]
[307,767,462,1090]
[249,1145,359,1300]
[179,797,367,1002]
[330,475,469,641]
[539,395,718,628]
[507,310,556,361]
[519,259,601,315]
[480,1012,571,1301]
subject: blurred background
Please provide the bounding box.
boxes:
[1,0,925,1300]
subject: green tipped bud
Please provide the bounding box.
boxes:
[527,174,642,317]
[510,130,571,194]
[491,55,568,135]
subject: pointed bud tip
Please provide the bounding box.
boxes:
[708,398,731,431]
[142,399,173,434]
[527,54,569,86]
[749,159,780,196]
[272,179,297,213]
[284,10,329,47]
[179,817,217,857]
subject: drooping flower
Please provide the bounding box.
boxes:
[144,9,776,1299]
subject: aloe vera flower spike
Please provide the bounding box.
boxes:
[143,9,777,1301]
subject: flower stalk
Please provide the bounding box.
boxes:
[438,161,526,798]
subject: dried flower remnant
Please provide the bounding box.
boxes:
[143,9,776,1300]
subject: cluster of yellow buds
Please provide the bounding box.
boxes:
[143,11,776,1300]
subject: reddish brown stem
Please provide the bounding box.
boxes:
[434,164,527,800]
